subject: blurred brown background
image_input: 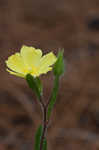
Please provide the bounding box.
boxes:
[1,0,99,149]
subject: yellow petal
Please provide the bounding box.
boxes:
[20,45,42,69]
[5,53,26,74]
[39,52,57,72]
[38,67,52,75]
[6,69,25,78]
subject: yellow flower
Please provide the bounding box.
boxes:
[5,45,57,78]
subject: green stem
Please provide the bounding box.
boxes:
[40,106,47,150]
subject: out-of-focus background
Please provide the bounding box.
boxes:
[1,0,99,149]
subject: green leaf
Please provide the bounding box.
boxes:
[47,75,59,119]
[34,125,43,150]
[53,50,65,76]
[34,125,47,150]
[26,74,43,100]
[43,138,47,150]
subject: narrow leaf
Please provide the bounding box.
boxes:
[34,125,47,150]
[43,138,47,150]
[34,125,43,150]
[47,75,59,119]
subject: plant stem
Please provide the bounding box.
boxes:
[39,96,45,108]
[39,76,59,150]
[40,105,47,150]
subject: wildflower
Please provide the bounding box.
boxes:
[5,45,57,78]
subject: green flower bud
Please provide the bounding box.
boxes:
[53,50,65,76]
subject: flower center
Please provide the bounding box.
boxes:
[23,67,38,76]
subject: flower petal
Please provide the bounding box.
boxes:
[38,67,52,75]
[21,45,42,69]
[39,52,57,72]
[5,53,26,74]
[6,69,25,78]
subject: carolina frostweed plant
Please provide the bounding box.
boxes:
[5,45,64,150]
